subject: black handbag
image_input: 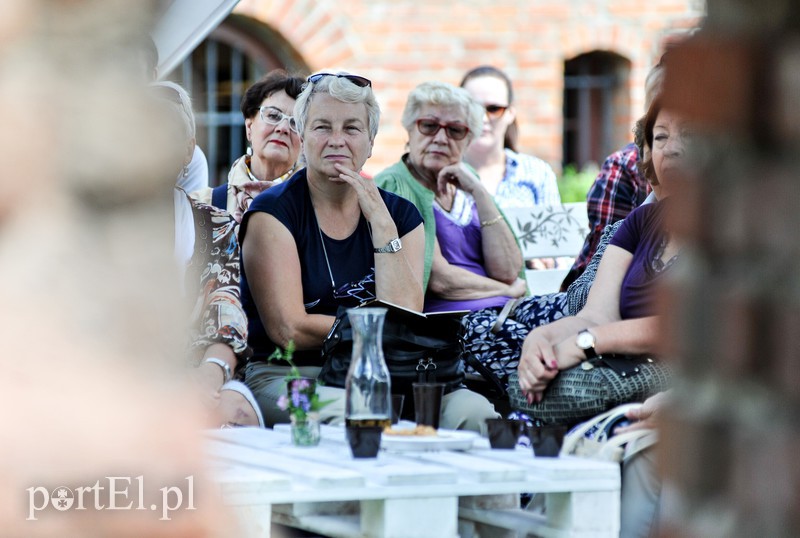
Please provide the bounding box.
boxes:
[319,301,469,397]
[507,354,673,427]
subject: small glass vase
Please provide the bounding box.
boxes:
[290,413,321,447]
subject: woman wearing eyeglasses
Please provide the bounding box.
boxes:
[460,66,560,209]
[192,70,304,223]
[238,72,433,426]
[375,81,526,315]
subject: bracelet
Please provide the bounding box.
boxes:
[204,357,232,384]
[480,215,503,228]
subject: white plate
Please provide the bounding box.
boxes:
[381,428,478,452]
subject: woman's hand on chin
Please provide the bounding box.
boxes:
[334,163,393,226]
[436,162,482,196]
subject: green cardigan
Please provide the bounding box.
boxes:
[374,158,525,293]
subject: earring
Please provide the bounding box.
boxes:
[246,146,253,156]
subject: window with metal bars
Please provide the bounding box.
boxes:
[563,51,631,169]
[165,16,307,185]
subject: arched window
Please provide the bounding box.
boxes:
[563,51,631,168]
[166,15,308,184]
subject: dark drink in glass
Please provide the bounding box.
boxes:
[346,416,389,458]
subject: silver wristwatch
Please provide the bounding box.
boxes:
[374,238,402,254]
[204,357,232,383]
[575,329,598,361]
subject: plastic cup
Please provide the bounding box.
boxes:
[528,424,568,457]
[412,383,445,429]
[485,418,526,449]
[391,394,405,425]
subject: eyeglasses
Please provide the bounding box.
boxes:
[415,118,470,141]
[484,104,509,120]
[306,73,372,88]
[259,106,298,133]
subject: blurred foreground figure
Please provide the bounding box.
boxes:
[0,1,241,536]
[152,80,263,428]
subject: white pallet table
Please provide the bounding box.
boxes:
[206,426,619,538]
[468,448,622,536]
[208,428,461,538]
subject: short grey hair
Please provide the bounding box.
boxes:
[401,82,483,144]
[151,80,195,142]
[293,70,380,141]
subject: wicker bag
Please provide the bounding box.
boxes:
[507,354,672,427]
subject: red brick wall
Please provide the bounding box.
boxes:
[234,0,702,176]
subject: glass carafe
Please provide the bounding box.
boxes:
[345,307,392,454]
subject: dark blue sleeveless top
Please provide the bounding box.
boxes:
[239,169,423,362]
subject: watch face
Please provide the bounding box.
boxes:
[376,238,402,253]
[576,331,594,349]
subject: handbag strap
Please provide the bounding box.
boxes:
[491,297,524,334]
[620,429,658,462]
[463,351,507,398]
[597,429,658,461]
[560,402,642,456]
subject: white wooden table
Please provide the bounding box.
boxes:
[206,425,619,538]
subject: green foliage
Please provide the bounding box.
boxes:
[269,341,334,421]
[557,164,598,203]
[268,340,300,379]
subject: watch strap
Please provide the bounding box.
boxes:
[374,238,402,253]
[577,330,599,361]
[582,345,599,361]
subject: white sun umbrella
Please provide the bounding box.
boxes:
[151,0,241,77]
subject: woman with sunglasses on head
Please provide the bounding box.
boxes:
[239,72,431,426]
[460,66,560,209]
[192,70,304,223]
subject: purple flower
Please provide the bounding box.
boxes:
[276,395,289,411]
[288,388,298,407]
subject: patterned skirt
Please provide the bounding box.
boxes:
[461,292,569,388]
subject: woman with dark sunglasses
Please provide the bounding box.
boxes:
[375,81,526,315]
[460,66,561,209]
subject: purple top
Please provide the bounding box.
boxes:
[609,201,670,319]
[424,190,510,313]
